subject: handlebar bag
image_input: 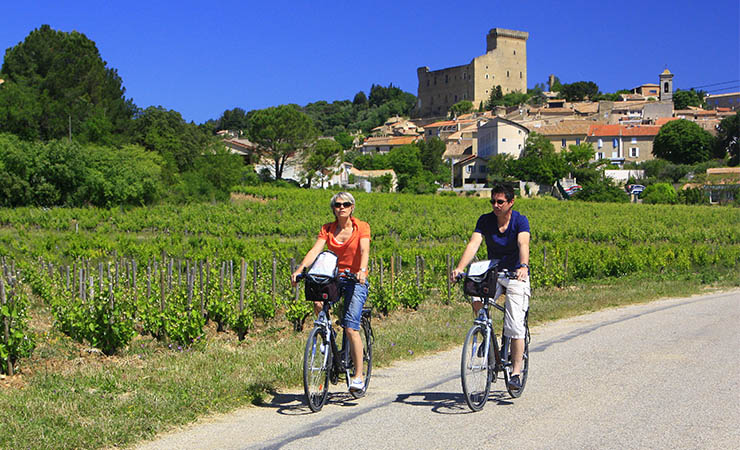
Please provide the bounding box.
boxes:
[463,259,498,297]
[305,251,339,302]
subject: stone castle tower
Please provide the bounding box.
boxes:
[416,28,529,117]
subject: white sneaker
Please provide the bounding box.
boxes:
[349,378,364,392]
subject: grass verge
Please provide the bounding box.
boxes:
[0,269,738,449]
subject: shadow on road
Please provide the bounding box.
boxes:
[394,389,512,414]
[259,390,361,415]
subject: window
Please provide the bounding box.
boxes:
[466,166,472,174]
[664,82,669,93]
[518,144,522,149]
[561,139,566,148]
[520,72,522,79]
[507,71,510,78]
[485,74,489,79]
[631,137,637,144]
[576,138,581,145]
[598,138,603,148]
[630,147,639,158]
[513,50,516,55]
[596,152,604,160]
[613,138,618,148]
[502,138,507,142]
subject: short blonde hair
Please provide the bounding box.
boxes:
[329,192,355,216]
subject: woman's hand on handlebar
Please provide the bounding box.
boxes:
[291,269,303,286]
[450,268,464,283]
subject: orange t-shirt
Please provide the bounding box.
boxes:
[318,217,371,273]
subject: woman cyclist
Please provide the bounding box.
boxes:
[292,192,370,392]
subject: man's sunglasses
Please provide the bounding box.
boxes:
[333,202,353,208]
[491,199,508,205]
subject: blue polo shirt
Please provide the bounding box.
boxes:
[474,210,530,271]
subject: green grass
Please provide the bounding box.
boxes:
[0,269,738,449]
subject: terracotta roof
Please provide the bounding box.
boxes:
[674,109,717,116]
[588,124,660,137]
[350,167,396,178]
[424,120,457,128]
[572,102,599,113]
[362,136,418,146]
[537,121,591,136]
[622,125,661,136]
[655,117,680,126]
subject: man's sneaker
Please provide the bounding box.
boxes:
[349,378,364,392]
[508,374,522,390]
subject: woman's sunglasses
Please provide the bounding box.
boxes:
[490,199,508,205]
[333,202,353,208]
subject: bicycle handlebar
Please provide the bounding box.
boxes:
[293,269,359,283]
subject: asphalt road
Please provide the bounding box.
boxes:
[136,289,740,450]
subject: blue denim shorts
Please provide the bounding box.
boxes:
[339,279,369,330]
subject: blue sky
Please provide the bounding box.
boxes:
[2,1,738,124]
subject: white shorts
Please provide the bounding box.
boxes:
[472,274,530,339]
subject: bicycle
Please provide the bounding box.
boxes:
[456,262,530,411]
[298,271,374,412]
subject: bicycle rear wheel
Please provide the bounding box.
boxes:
[461,324,492,411]
[303,327,331,412]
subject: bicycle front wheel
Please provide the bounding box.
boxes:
[349,317,373,398]
[303,327,331,412]
[461,324,492,411]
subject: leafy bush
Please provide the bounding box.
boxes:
[642,183,678,204]
[572,178,629,203]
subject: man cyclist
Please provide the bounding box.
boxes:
[451,183,530,390]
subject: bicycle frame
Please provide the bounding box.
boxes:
[313,304,352,383]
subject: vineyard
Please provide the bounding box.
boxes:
[1,186,739,374]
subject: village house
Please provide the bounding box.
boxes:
[586,124,661,165]
[329,162,398,192]
[359,135,420,154]
[477,117,529,158]
[532,120,591,151]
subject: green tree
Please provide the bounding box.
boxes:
[641,182,678,204]
[448,100,473,118]
[486,153,515,183]
[246,105,317,180]
[218,107,249,132]
[303,139,342,188]
[417,138,446,176]
[572,177,630,203]
[715,112,739,165]
[484,85,504,110]
[0,24,134,142]
[129,106,211,182]
[507,132,568,185]
[673,89,704,110]
[353,91,368,107]
[334,131,355,150]
[562,142,595,169]
[560,81,600,102]
[387,145,422,177]
[652,119,715,164]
